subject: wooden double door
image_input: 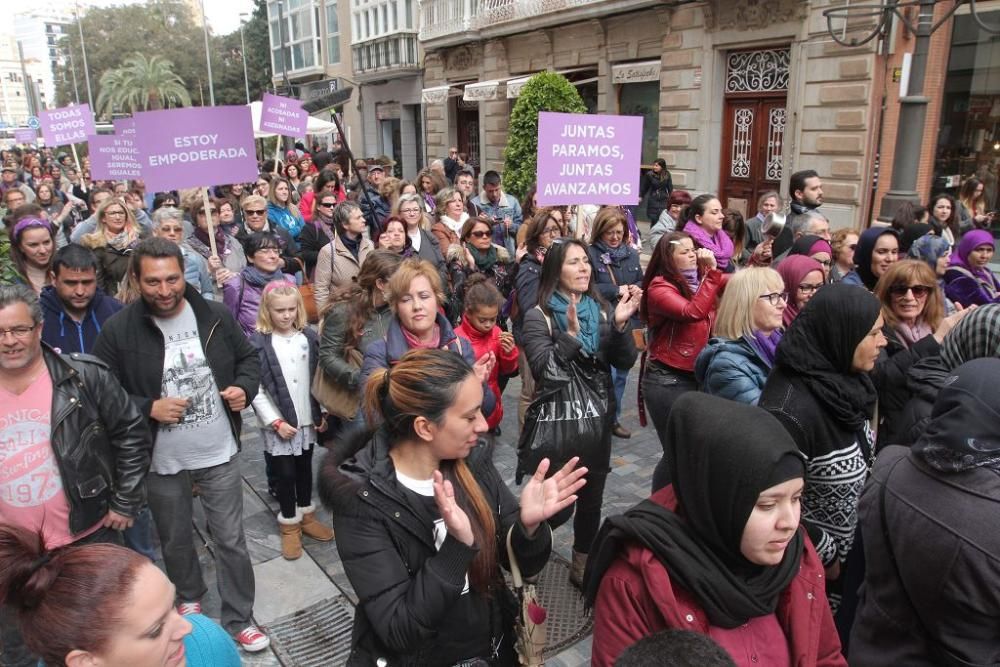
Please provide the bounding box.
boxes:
[719,96,787,218]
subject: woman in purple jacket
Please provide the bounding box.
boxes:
[223,232,296,336]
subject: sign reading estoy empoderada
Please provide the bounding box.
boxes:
[39,104,96,146]
[259,93,308,137]
[14,129,37,145]
[535,111,643,206]
[133,105,258,191]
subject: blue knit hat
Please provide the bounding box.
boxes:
[182,614,242,667]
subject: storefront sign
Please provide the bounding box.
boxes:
[133,106,258,191]
[13,128,37,145]
[463,81,499,102]
[536,111,643,206]
[299,78,339,102]
[376,102,401,120]
[260,93,308,137]
[612,61,661,85]
[39,104,95,146]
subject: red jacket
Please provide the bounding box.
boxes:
[591,487,846,667]
[455,320,519,429]
[645,270,727,373]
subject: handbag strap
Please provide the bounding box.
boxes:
[505,526,524,589]
[295,256,311,285]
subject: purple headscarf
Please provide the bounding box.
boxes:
[952,229,996,282]
[776,255,825,327]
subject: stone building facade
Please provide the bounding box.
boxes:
[418,0,885,228]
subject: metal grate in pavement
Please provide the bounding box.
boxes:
[531,556,595,657]
[267,596,355,667]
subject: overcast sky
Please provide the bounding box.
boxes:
[90,0,256,36]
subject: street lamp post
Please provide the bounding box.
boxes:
[65,42,80,105]
[823,0,1000,221]
[200,0,216,106]
[239,13,251,104]
[74,1,94,108]
[277,1,291,94]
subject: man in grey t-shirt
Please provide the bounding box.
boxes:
[93,238,269,653]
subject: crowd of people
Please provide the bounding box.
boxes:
[0,140,999,667]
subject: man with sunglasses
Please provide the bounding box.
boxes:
[0,284,150,667]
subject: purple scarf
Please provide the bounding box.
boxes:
[680,268,700,295]
[683,220,734,270]
[748,329,782,368]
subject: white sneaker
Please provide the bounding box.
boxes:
[177,601,202,616]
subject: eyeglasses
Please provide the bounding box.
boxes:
[400,207,421,214]
[758,292,788,306]
[889,284,933,298]
[0,324,37,340]
[541,226,561,236]
[797,283,823,294]
[318,202,336,208]
[469,230,492,239]
[244,209,266,216]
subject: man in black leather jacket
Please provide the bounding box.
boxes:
[0,283,151,667]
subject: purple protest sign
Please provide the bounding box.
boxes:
[259,93,308,137]
[535,112,643,206]
[89,134,142,181]
[133,105,258,191]
[39,104,95,146]
[107,118,142,179]
[14,129,37,145]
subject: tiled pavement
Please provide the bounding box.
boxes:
[181,360,663,666]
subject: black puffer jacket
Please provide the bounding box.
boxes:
[318,429,552,667]
[873,325,940,448]
[42,344,151,534]
[890,355,950,445]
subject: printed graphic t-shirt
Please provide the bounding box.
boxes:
[151,302,238,475]
[0,370,99,548]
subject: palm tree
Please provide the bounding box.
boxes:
[96,54,192,118]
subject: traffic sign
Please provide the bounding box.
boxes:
[26,116,40,130]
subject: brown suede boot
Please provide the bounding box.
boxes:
[569,549,587,589]
[299,504,334,542]
[278,515,303,560]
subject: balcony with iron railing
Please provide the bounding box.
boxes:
[419,0,659,47]
[352,32,421,80]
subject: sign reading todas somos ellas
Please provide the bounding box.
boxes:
[259,93,308,136]
[39,104,96,146]
[535,111,643,206]
[133,106,258,191]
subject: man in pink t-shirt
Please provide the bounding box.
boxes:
[0,284,150,667]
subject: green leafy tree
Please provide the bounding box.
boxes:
[213,0,274,105]
[502,72,587,200]
[54,0,214,111]
[96,54,191,116]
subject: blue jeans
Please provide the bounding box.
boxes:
[123,507,158,561]
[146,457,255,635]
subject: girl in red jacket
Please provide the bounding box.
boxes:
[585,393,846,667]
[640,225,727,491]
[455,274,519,433]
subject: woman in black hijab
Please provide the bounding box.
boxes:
[851,358,1000,666]
[585,393,846,667]
[840,227,900,290]
[758,283,887,645]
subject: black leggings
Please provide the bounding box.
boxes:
[548,470,609,554]
[273,447,314,520]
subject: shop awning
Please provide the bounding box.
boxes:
[505,67,595,99]
[463,80,501,102]
[421,85,456,105]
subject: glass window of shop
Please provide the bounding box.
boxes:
[933,9,1000,211]
[618,81,659,165]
